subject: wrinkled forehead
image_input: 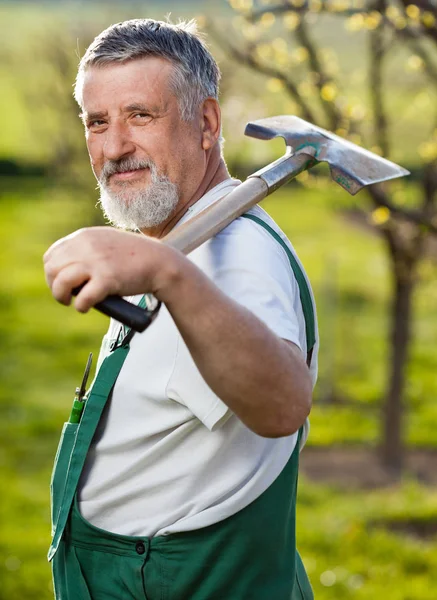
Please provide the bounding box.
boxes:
[76,56,176,108]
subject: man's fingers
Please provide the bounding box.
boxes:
[44,226,165,314]
[73,279,111,313]
[51,263,116,313]
[51,264,91,306]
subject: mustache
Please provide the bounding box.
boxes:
[99,158,155,186]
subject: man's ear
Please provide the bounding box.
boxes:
[200,98,221,150]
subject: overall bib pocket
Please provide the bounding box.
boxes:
[49,345,130,565]
[50,422,79,535]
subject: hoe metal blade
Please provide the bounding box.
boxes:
[245,115,409,195]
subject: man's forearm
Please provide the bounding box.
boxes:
[159,257,312,437]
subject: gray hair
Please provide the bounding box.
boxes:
[74,18,221,121]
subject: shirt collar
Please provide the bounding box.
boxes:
[176,178,241,228]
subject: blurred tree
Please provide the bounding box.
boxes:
[209,0,437,475]
[5,21,98,202]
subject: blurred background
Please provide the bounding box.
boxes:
[1,0,437,598]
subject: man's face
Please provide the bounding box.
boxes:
[80,57,205,231]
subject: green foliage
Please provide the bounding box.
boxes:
[220,0,437,177]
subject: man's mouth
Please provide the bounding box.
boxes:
[110,168,147,182]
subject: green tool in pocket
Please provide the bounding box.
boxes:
[69,353,93,424]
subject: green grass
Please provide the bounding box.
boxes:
[0,178,436,598]
[297,478,437,599]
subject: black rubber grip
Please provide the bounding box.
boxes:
[72,286,155,332]
[94,295,154,332]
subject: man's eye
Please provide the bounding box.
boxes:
[87,120,106,128]
[133,113,152,121]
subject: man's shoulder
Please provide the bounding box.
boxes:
[186,206,297,297]
[211,204,296,265]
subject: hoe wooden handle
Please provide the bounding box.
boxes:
[163,177,268,253]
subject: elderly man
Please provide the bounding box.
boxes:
[45,18,318,600]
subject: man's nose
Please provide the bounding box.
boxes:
[103,122,136,161]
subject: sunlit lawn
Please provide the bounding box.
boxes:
[0,179,436,598]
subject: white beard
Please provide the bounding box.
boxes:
[97,159,179,230]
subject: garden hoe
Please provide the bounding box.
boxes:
[90,115,409,331]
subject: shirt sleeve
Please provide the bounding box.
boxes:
[165,211,308,431]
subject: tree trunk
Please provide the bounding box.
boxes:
[380,268,414,475]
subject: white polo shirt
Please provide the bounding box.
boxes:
[77,178,318,537]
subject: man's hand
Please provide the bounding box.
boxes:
[43,227,184,313]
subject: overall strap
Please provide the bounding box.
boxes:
[241,213,316,366]
[48,345,130,561]
[112,294,148,350]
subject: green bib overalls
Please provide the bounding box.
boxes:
[48,214,316,600]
